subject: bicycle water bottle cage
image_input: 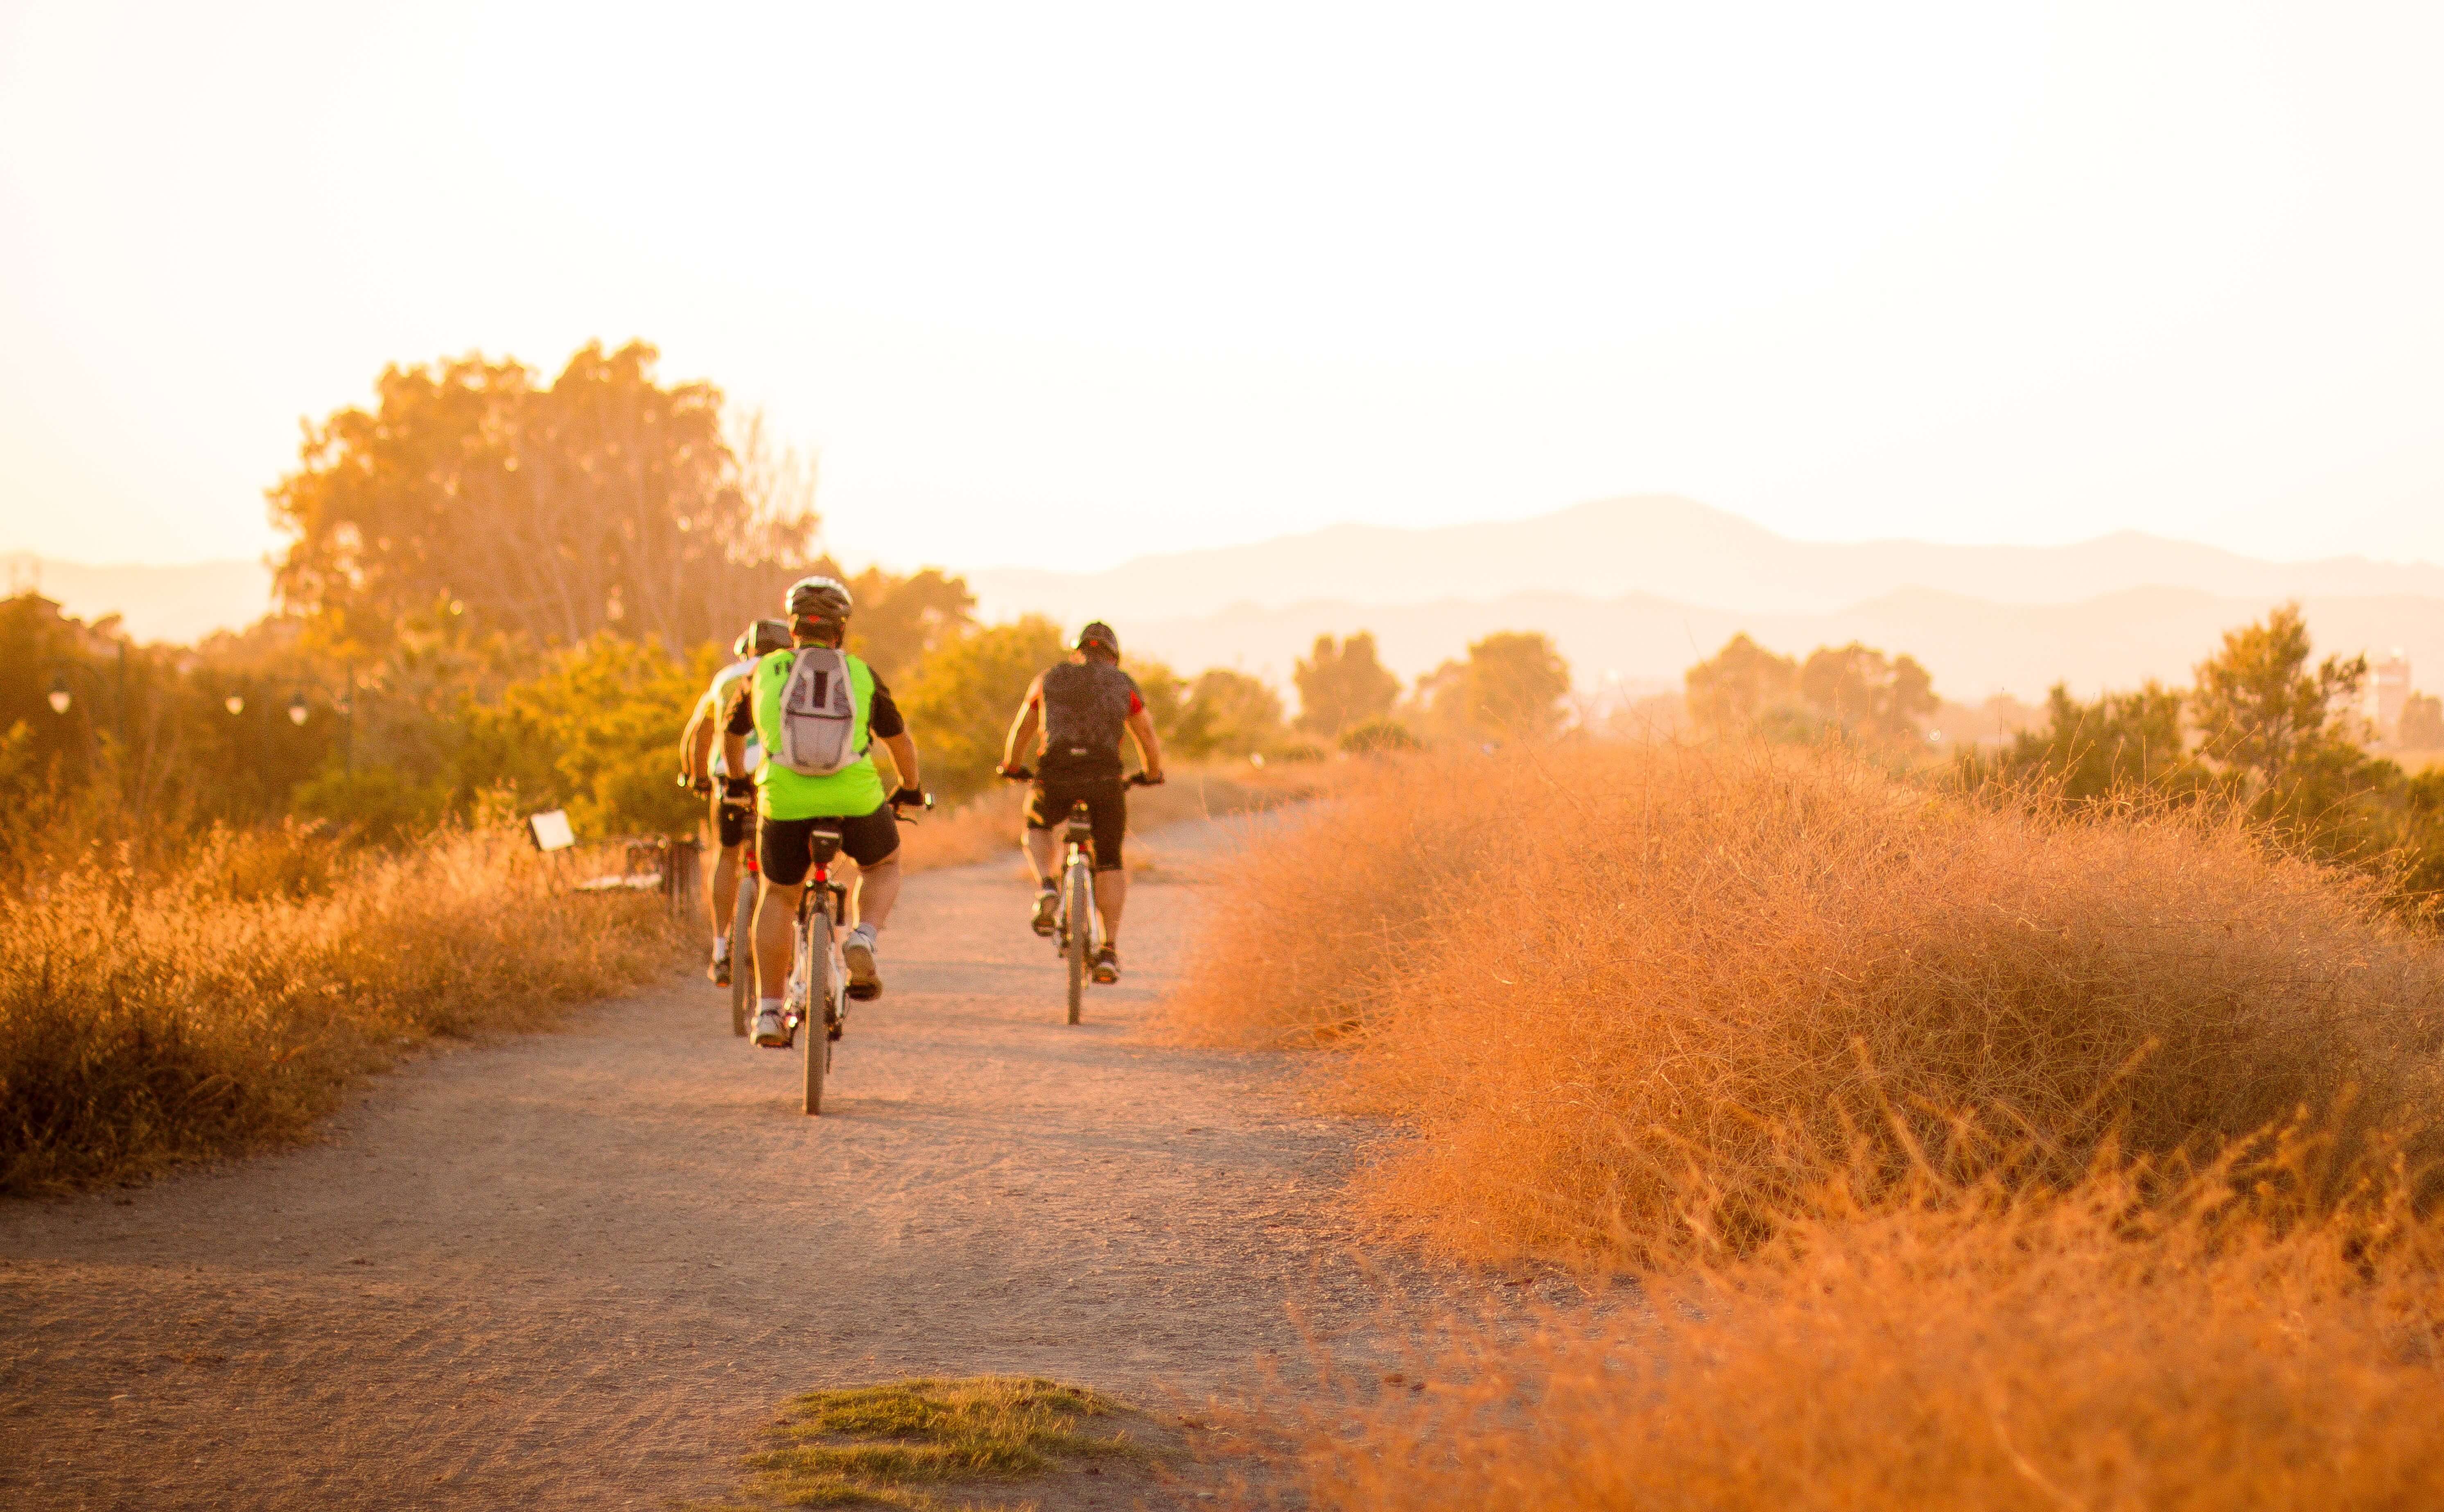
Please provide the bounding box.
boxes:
[806,824,846,866]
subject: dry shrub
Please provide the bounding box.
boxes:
[1294,1138,2444,1511]
[0,825,678,1194]
[1170,744,2444,1263]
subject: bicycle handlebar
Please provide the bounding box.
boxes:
[1002,767,1163,788]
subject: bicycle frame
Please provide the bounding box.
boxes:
[1055,804,1100,954]
[788,826,853,1115]
[790,838,851,1043]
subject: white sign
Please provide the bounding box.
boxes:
[528,810,576,852]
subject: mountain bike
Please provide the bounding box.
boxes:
[1006,770,1152,1025]
[783,821,854,1115]
[725,796,758,1038]
[775,795,932,1116]
[681,770,759,1038]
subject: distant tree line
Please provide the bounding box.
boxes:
[1683,634,1939,747]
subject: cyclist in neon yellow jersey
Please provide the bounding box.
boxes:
[718,576,926,1048]
[680,616,791,985]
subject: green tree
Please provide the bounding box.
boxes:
[1179,669,1285,758]
[898,618,1069,801]
[1294,632,1401,738]
[2189,603,2367,797]
[451,634,705,837]
[1427,630,1564,742]
[1684,633,1799,737]
[1978,682,2210,805]
[1798,642,1939,744]
[846,567,976,682]
[1124,657,1201,754]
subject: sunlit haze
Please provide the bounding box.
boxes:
[3,0,2440,575]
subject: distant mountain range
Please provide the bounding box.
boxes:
[3,555,274,644]
[971,495,2444,623]
[1112,586,2444,703]
[970,496,2444,700]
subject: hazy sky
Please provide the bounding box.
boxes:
[3,0,2440,574]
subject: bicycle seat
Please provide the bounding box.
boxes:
[806,822,846,865]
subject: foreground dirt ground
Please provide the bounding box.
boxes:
[0,819,1402,1510]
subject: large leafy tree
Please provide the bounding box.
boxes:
[1461,631,1572,740]
[1798,642,1939,745]
[845,567,976,682]
[1179,669,1285,758]
[1293,633,1400,738]
[1685,633,1799,737]
[269,340,815,654]
[897,617,1070,800]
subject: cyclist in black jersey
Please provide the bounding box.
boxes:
[996,621,1164,982]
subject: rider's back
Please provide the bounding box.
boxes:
[1039,660,1141,779]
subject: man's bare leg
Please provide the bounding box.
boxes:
[708,843,741,937]
[850,854,902,931]
[1023,827,1059,885]
[753,880,804,1003]
[1094,866,1127,943]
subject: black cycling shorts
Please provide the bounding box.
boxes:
[759,806,900,887]
[1026,774,1127,872]
[711,790,753,850]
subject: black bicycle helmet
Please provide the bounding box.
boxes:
[733,617,791,658]
[784,575,854,623]
[1076,620,1120,658]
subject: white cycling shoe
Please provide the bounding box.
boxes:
[843,924,882,1002]
[751,1004,790,1048]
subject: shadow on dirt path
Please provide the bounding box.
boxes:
[0,817,1421,1510]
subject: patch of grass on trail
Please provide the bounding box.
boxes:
[699,1376,1154,1510]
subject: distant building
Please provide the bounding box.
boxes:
[2369,649,2412,740]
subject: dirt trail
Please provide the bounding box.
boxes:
[0,819,1412,1510]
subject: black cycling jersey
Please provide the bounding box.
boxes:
[1037,660,1143,779]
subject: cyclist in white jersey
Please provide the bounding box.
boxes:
[680,617,792,983]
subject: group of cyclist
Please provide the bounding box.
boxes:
[676,575,1163,1048]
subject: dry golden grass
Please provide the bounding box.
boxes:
[1169,743,2444,1264]
[0,824,678,1194]
[1177,744,2444,1506]
[891,763,1330,878]
[1296,1138,2444,1511]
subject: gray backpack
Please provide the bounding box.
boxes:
[774,648,863,777]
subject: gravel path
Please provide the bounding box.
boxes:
[0,819,1407,1510]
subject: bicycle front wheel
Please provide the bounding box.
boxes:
[1065,862,1092,1025]
[729,871,756,1037]
[803,897,831,1116]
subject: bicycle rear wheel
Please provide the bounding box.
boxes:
[728,871,755,1037]
[803,896,831,1116]
[1064,861,1092,1025]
